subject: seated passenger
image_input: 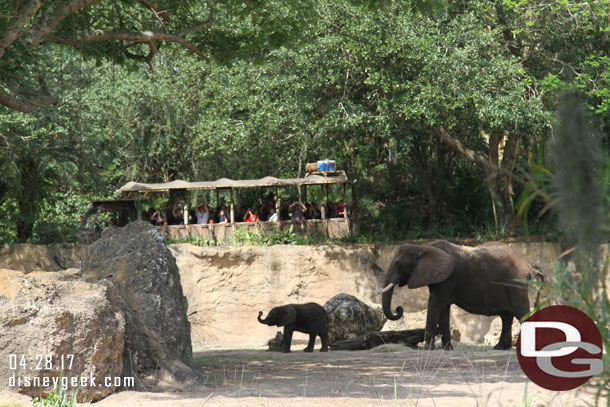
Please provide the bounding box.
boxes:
[218,209,228,223]
[196,203,209,224]
[243,208,258,222]
[267,207,278,222]
[336,200,345,218]
[150,207,164,226]
[171,206,184,225]
[290,201,305,221]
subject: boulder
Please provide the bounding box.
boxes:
[0,269,125,402]
[82,221,202,386]
[324,293,386,344]
[267,331,284,352]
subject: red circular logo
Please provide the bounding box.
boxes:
[516,305,603,391]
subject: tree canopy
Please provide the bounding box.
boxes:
[1,0,608,243]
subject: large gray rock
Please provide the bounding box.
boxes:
[83,221,202,386]
[0,270,125,401]
[324,293,386,344]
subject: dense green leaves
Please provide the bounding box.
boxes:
[1,0,608,242]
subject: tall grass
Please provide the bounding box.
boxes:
[521,91,609,402]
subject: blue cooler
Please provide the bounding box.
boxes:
[317,160,327,172]
[326,160,336,172]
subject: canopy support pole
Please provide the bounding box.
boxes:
[343,183,348,219]
[320,184,326,220]
[275,187,280,223]
[230,188,235,224]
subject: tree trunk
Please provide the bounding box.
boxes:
[16,217,33,243]
[412,136,450,226]
[486,170,515,230]
[435,126,518,230]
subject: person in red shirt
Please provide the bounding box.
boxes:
[243,208,258,222]
[336,200,345,217]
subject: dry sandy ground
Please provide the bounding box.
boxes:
[0,343,599,407]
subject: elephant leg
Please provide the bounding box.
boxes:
[513,300,530,322]
[424,296,445,350]
[494,314,513,350]
[439,305,453,350]
[304,334,315,353]
[320,331,329,352]
[283,327,294,353]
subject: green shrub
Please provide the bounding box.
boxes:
[32,386,77,407]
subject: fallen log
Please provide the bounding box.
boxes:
[330,329,426,351]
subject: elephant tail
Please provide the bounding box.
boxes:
[528,264,545,309]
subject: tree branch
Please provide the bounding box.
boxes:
[434,125,491,170]
[136,0,172,23]
[0,0,216,112]
[178,5,216,37]
[0,77,57,113]
[0,0,44,59]
[50,29,206,58]
[123,41,159,70]
[26,0,103,47]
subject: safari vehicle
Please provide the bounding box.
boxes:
[117,171,355,243]
[77,199,139,241]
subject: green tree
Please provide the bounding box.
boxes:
[0,111,78,241]
[0,0,318,113]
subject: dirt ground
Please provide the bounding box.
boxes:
[2,343,597,407]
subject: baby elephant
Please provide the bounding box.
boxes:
[258,302,329,353]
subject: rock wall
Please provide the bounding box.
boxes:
[170,242,560,348]
[170,244,386,349]
[0,239,570,350]
[0,244,86,273]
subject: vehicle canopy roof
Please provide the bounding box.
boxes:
[117,172,350,194]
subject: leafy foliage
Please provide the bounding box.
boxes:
[1,0,609,243]
[232,226,313,246]
[32,385,78,407]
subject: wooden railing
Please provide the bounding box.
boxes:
[156,218,350,244]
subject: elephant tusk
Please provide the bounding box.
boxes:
[374,283,394,295]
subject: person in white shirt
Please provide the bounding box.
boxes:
[268,207,278,222]
[196,203,209,224]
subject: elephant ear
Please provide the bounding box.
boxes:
[408,246,455,289]
[277,305,297,326]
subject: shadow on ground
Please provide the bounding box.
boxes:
[194,346,527,401]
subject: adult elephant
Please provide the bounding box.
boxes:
[376,240,542,350]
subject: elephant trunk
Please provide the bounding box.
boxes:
[381,283,404,321]
[257,311,269,325]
